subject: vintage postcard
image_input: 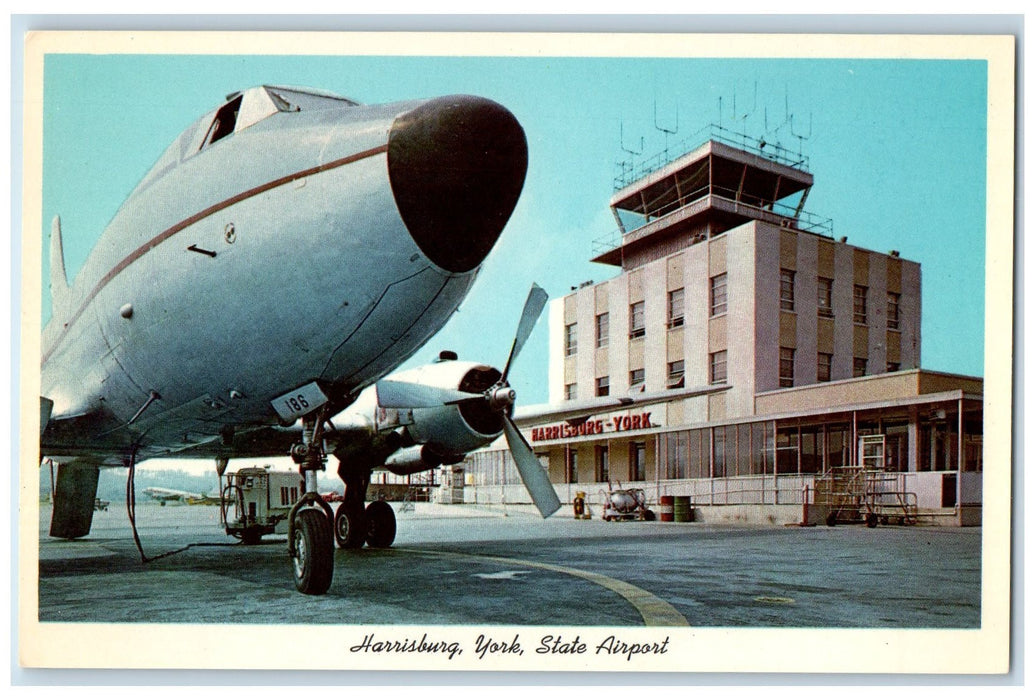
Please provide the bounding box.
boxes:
[18,30,1014,674]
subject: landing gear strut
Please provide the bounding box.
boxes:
[286,410,335,595]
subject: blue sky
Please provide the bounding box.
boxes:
[40,53,988,405]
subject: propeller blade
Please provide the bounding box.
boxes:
[376,380,482,409]
[503,415,561,518]
[502,283,548,382]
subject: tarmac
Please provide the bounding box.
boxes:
[35,500,981,628]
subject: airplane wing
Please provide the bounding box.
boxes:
[40,406,136,467]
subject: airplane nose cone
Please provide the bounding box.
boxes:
[387,95,528,273]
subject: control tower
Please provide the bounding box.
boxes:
[594,132,825,270]
[556,126,920,413]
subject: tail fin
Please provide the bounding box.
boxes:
[50,216,69,309]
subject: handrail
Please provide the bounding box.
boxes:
[614,123,811,191]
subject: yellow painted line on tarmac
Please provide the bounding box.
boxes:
[398,548,689,627]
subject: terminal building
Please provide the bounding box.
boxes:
[462,128,983,526]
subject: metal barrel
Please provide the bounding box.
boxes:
[673,495,692,522]
[659,495,674,522]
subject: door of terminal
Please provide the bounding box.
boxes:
[858,435,886,470]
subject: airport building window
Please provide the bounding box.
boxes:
[776,427,799,474]
[595,312,609,348]
[827,424,851,468]
[567,448,579,483]
[800,426,822,474]
[710,350,727,384]
[817,277,834,318]
[564,323,577,356]
[779,347,795,387]
[667,360,685,388]
[668,288,685,328]
[596,376,610,397]
[887,361,900,372]
[751,422,774,475]
[664,431,688,479]
[817,352,832,382]
[853,357,868,377]
[854,285,868,324]
[712,427,727,478]
[631,442,646,481]
[710,273,728,316]
[887,292,901,330]
[596,446,609,483]
[629,368,645,391]
[688,429,707,478]
[737,423,753,477]
[564,383,577,401]
[780,269,796,311]
[629,301,645,338]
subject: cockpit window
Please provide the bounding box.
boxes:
[201,94,243,149]
[131,85,359,195]
[266,86,358,111]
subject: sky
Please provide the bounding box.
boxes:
[39,51,989,419]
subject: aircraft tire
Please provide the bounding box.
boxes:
[292,509,334,595]
[365,500,397,548]
[333,501,366,549]
[241,529,262,546]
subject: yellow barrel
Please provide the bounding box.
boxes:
[673,495,692,522]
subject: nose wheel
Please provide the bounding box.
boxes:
[291,508,334,595]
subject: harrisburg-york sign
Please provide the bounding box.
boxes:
[530,412,653,442]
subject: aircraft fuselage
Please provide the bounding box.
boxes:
[41,87,528,461]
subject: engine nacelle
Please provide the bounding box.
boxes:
[384,445,445,476]
[380,360,506,457]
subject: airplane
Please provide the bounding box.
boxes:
[39,84,561,595]
[142,486,205,505]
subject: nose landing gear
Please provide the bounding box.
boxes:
[286,410,336,595]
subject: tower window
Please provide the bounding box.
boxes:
[780,269,795,311]
[853,357,868,378]
[629,301,645,338]
[710,350,727,384]
[817,352,832,383]
[668,288,685,328]
[817,277,834,318]
[854,285,868,324]
[780,347,795,387]
[564,323,577,356]
[667,360,685,388]
[710,273,728,317]
[887,292,901,330]
[595,312,609,347]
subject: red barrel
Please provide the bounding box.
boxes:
[659,495,674,522]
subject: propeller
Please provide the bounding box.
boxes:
[503,413,561,517]
[374,283,560,517]
[502,283,548,383]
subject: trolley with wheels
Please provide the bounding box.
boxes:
[600,483,656,522]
